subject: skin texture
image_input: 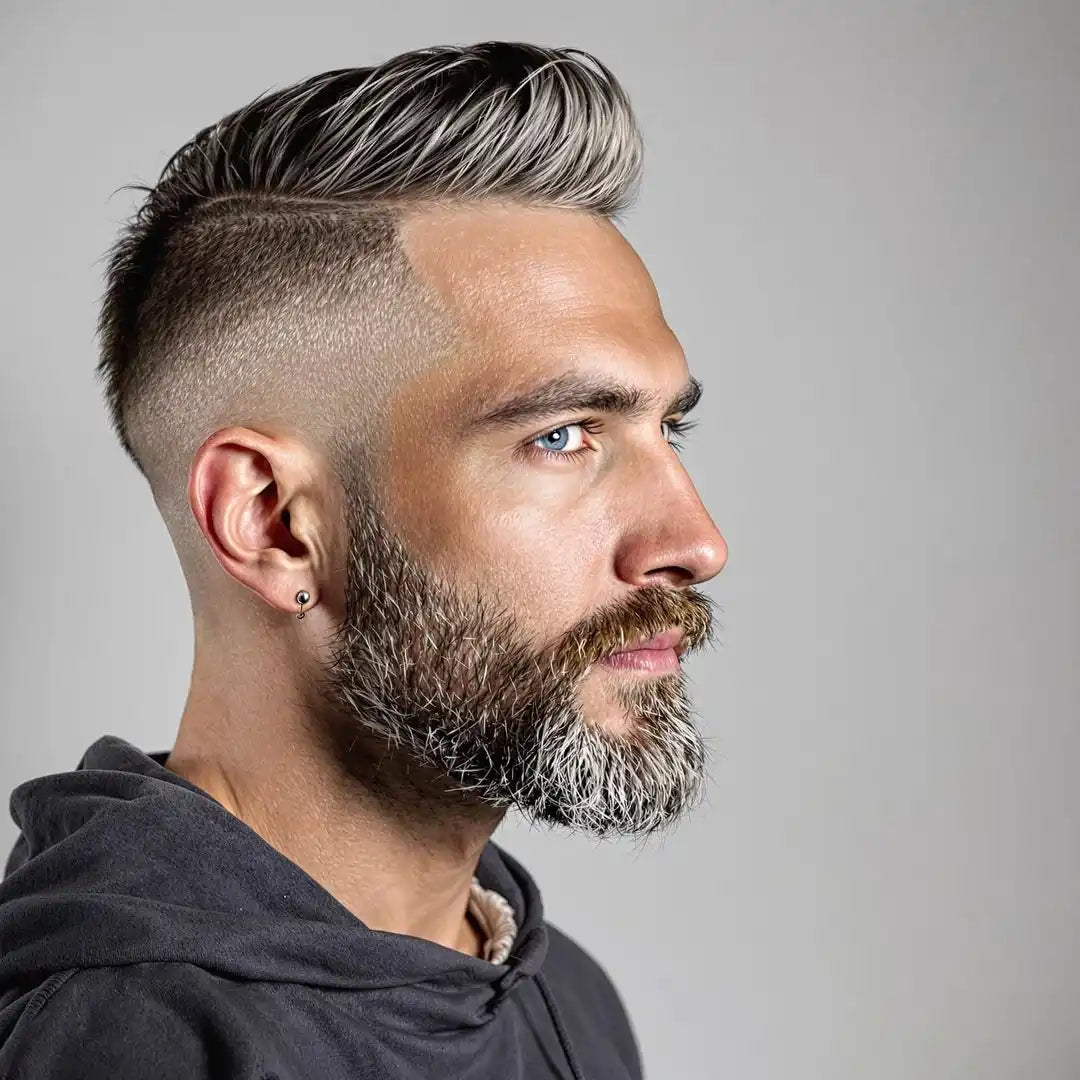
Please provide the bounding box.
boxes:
[164,202,727,959]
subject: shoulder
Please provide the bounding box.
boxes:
[541,921,644,1078]
[544,921,624,1001]
[0,963,261,1080]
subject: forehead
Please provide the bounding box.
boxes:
[396,202,685,404]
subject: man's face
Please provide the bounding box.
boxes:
[318,203,727,837]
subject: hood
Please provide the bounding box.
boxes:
[0,734,551,1031]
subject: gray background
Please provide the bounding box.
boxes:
[2,2,1078,1078]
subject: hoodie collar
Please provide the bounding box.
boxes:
[1,734,549,1022]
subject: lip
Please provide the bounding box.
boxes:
[613,628,685,655]
[598,628,685,675]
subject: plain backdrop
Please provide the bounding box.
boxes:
[2,3,1078,1078]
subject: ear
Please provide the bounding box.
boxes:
[187,425,332,617]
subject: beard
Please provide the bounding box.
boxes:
[313,474,718,838]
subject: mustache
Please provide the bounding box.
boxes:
[546,583,717,680]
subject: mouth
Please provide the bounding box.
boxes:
[597,627,685,675]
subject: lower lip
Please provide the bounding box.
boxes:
[598,647,681,674]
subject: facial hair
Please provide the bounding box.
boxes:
[314,477,718,838]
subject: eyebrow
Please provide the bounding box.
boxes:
[462,372,703,433]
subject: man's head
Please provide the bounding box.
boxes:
[97,42,727,837]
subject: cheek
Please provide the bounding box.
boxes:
[477,507,600,633]
[470,462,612,594]
[421,483,615,644]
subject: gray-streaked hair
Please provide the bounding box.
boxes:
[95,41,644,521]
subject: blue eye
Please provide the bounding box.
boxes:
[532,423,586,454]
[526,417,696,463]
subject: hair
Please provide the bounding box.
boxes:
[94,41,644,563]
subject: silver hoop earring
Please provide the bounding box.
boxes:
[295,590,311,619]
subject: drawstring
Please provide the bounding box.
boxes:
[535,970,587,1080]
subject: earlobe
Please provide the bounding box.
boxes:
[187,429,326,619]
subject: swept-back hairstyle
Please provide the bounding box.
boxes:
[95,41,643,545]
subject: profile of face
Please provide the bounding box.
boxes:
[316,204,728,837]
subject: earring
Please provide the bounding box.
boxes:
[295,590,311,619]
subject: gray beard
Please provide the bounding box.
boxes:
[313,479,717,838]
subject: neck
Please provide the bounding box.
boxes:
[165,640,506,959]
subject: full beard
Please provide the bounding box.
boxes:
[313,478,717,838]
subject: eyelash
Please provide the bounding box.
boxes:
[526,417,698,463]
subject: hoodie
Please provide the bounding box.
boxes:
[0,735,643,1080]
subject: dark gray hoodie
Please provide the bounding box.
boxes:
[0,735,643,1079]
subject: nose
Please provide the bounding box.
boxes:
[613,483,728,589]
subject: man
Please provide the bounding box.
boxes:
[0,40,726,1079]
